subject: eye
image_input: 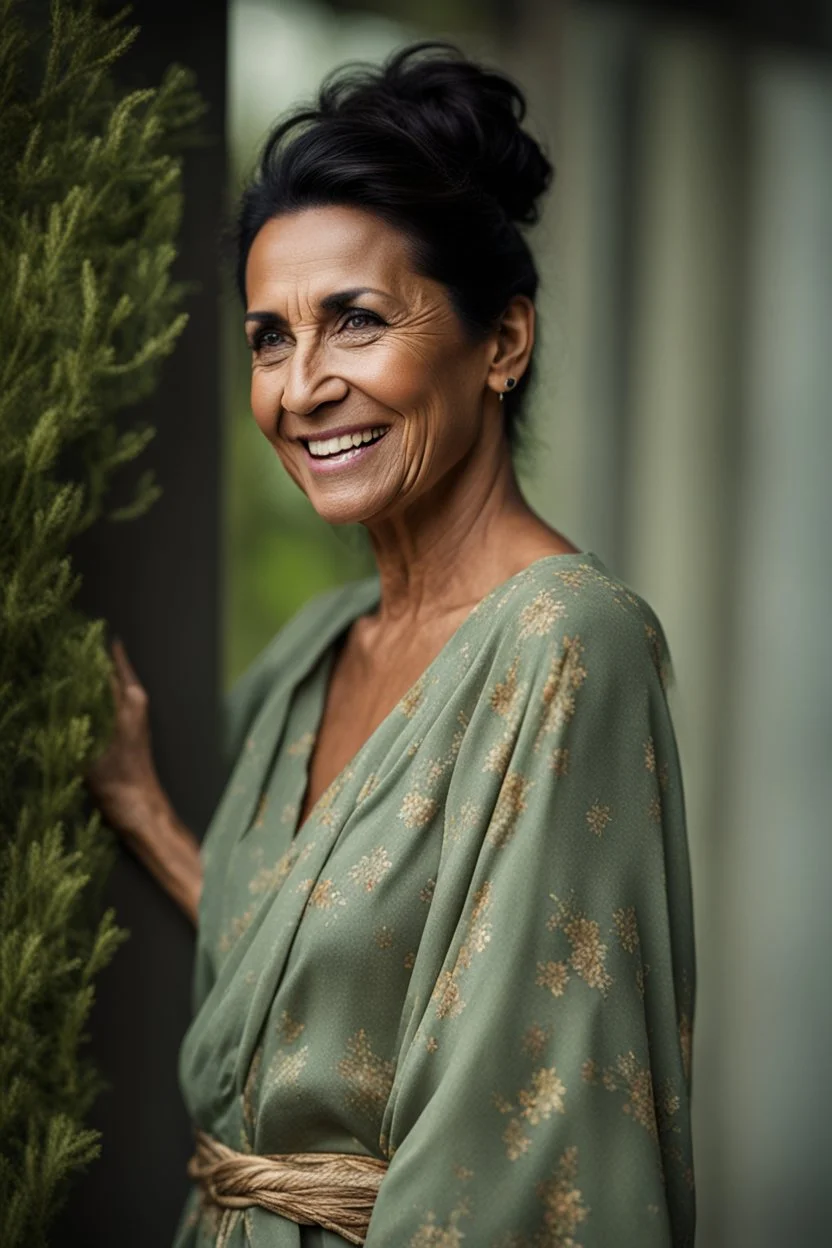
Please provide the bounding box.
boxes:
[340,310,385,332]
[249,326,285,352]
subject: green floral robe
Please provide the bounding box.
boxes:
[173,552,696,1248]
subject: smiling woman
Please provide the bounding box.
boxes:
[84,39,696,1248]
[241,202,536,532]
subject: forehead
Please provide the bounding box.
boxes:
[244,205,426,306]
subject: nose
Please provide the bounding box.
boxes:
[280,337,349,419]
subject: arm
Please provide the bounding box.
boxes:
[117,784,202,926]
[84,639,203,926]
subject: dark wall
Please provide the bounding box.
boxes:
[56,1,227,1243]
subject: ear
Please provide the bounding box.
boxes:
[487,295,535,396]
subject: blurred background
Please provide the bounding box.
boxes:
[63,0,832,1245]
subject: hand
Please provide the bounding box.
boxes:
[85,638,166,839]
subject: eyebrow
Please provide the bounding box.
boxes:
[244,287,391,327]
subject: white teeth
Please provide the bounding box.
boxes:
[306,427,388,458]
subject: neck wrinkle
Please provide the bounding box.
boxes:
[364,433,527,627]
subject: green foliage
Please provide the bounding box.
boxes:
[0,1,204,1241]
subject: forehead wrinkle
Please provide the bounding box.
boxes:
[246,213,428,310]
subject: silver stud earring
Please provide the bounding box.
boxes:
[498,376,517,403]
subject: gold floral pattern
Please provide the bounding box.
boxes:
[348,846,393,892]
[400,791,439,828]
[644,737,657,773]
[534,1146,589,1247]
[583,1051,658,1138]
[564,916,612,994]
[432,969,463,1020]
[585,801,612,837]
[408,1203,469,1247]
[419,877,436,904]
[336,1029,395,1118]
[484,739,514,774]
[249,842,312,896]
[491,659,522,718]
[519,1066,566,1124]
[550,747,570,776]
[536,960,570,997]
[280,800,299,826]
[503,1117,532,1161]
[400,677,426,719]
[216,904,258,955]
[432,883,493,1019]
[521,1023,550,1058]
[266,1045,309,1088]
[518,590,567,640]
[613,905,640,954]
[487,771,532,848]
[277,1010,305,1045]
[500,1066,567,1160]
[444,799,481,844]
[547,896,613,995]
[356,772,380,804]
[287,730,315,757]
[554,567,590,593]
[535,635,588,749]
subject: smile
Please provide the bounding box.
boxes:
[305,426,389,458]
[301,425,390,472]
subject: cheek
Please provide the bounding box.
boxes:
[351,342,431,410]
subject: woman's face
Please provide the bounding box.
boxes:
[244,205,511,527]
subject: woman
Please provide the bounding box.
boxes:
[86,41,695,1248]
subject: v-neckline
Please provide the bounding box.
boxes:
[292,550,598,839]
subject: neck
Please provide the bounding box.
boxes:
[363,429,543,627]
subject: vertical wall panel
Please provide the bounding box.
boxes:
[515,4,644,560]
[720,54,832,1248]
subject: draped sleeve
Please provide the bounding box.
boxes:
[364,577,696,1247]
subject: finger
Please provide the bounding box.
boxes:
[112,638,142,690]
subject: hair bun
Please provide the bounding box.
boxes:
[318,41,554,226]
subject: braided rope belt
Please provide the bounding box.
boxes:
[187,1127,389,1246]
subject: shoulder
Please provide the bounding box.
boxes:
[482,554,673,693]
[223,575,379,761]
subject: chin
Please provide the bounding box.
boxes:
[303,485,395,528]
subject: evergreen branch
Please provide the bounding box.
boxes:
[0,0,204,1239]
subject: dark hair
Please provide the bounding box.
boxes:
[236,41,554,447]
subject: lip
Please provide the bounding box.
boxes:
[300,425,391,475]
[294,423,389,443]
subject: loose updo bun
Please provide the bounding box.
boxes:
[237,41,555,446]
